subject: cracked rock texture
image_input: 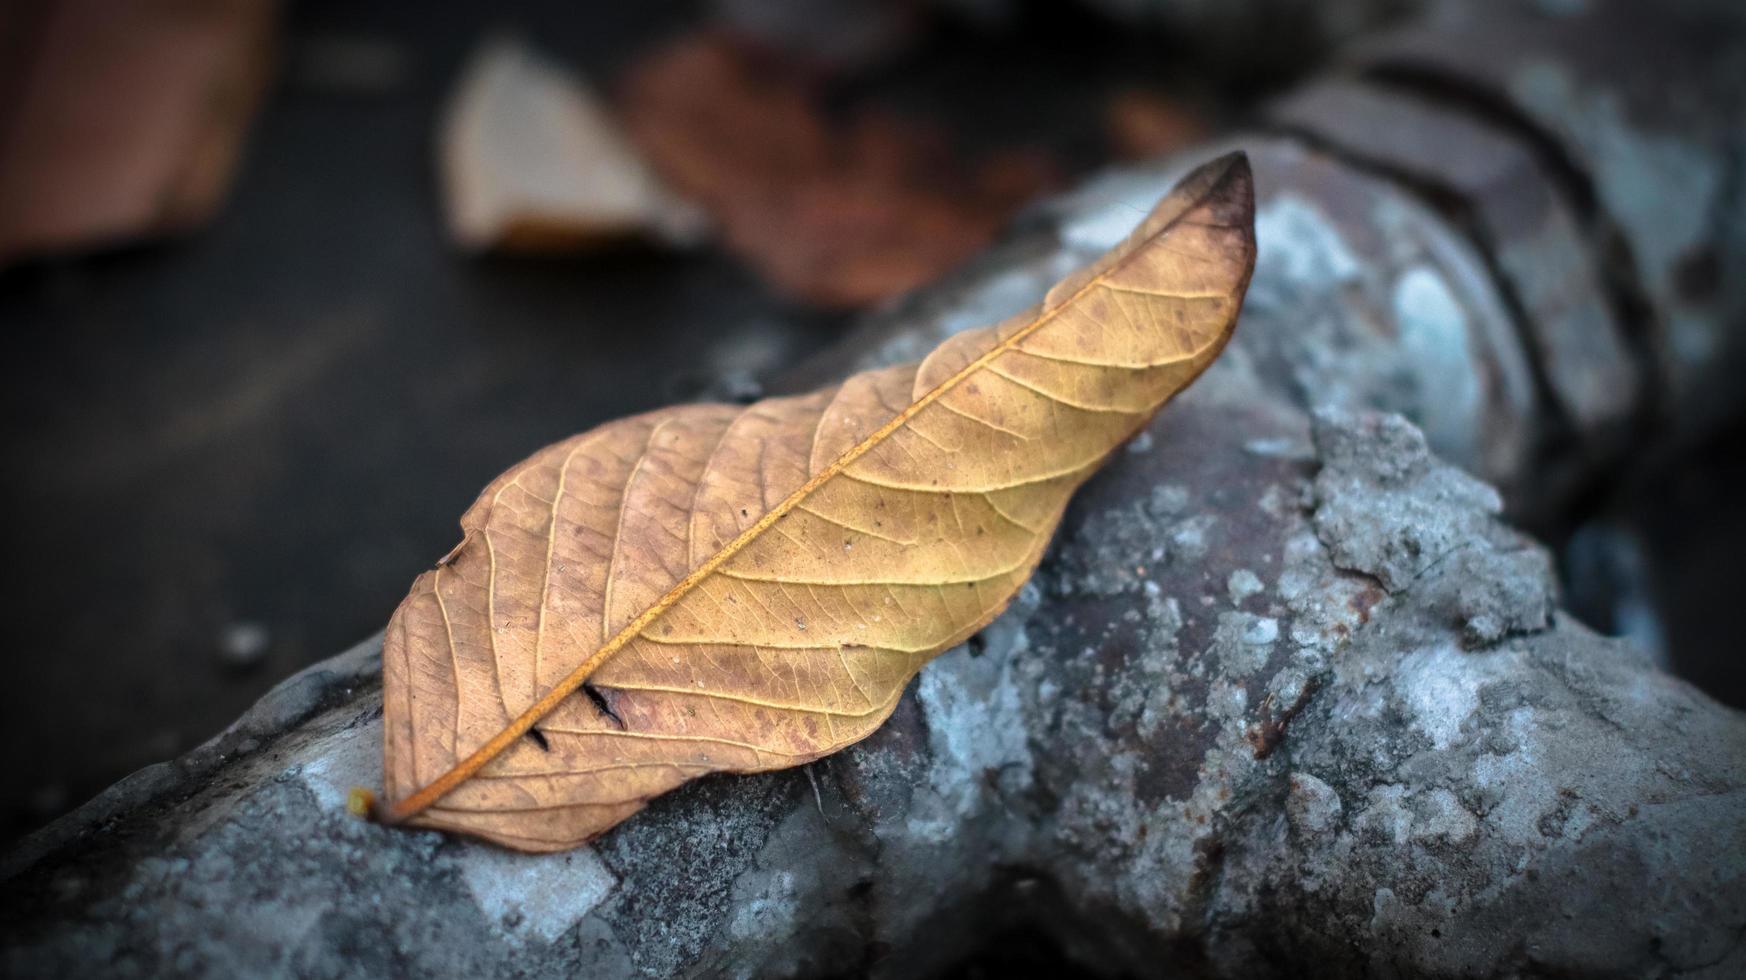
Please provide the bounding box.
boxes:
[6,379,1741,978]
[6,0,1746,975]
[1352,0,1746,435]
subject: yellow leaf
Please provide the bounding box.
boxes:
[373,152,1256,850]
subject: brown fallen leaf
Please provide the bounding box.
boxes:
[0,0,277,264]
[439,36,696,252]
[616,33,1059,308]
[367,153,1255,850]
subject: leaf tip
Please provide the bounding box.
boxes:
[1207,148,1251,177]
[1186,149,1255,227]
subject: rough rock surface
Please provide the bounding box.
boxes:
[5,378,1741,978]
[1353,0,1746,435]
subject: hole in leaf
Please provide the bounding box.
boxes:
[583,683,625,729]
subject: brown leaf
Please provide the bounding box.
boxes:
[373,153,1255,850]
[615,33,1059,308]
[0,0,277,264]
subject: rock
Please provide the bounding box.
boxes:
[1284,772,1342,838]
[1562,521,1669,666]
[5,382,1741,978]
[1310,407,1503,591]
[1270,77,1640,449]
[1353,0,1746,435]
[1305,405,1559,650]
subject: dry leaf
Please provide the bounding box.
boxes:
[439,36,695,252]
[370,153,1255,850]
[0,0,277,264]
[616,33,1059,308]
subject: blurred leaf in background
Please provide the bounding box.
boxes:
[0,0,279,265]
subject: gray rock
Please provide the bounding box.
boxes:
[5,380,1740,978]
[1354,0,1746,435]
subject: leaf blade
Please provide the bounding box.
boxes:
[378,152,1256,849]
